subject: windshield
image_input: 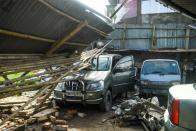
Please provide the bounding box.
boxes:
[141,61,180,75]
[90,57,110,71]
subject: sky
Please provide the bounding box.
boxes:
[78,0,109,15]
[78,0,175,16]
[142,0,174,14]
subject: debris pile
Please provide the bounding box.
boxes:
[113,97,165,131]
[0,40,113,130]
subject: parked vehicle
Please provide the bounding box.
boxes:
[54,54,137,111]
[164,84,196,131]
[139,59,181,95]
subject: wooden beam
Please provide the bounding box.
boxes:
[110,0,129,18]
[65,42,87,47]
[0,29,88,47]
[46,21,88,55]
[151,25,156,49]
[38,0,108,37]
[185,28,190,50]
[0,29,55,43]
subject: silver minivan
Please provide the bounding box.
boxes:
[139,59,181,95]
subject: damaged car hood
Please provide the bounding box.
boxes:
[83,71,110,81]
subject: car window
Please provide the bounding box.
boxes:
[141,61,180,75]
[112,56,121,69]
[91,57,110,71]
[115,56,134,72]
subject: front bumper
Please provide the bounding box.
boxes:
[140,87,169,95]
[54,90,103,104]
[139,84,171,95]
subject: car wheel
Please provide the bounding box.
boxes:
[99,90,112,112]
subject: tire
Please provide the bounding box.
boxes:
[99,90,112,112]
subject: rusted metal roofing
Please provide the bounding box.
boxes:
[106,24,196,51]
[0,0,113,54]
[158,0,196,19]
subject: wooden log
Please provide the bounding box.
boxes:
[0,79,69,95]
[0,28,87,48]
[1,69,67,89]
[0,29,55,43]
[0,62,71,76]
[0,57,78,73]
[32,108,57,118]
[0,66,68,85]
[0,101,26,105]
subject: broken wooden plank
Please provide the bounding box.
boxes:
[32,108,57,120]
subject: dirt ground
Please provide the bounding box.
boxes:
[61,104,144,131]
[58,90,165,131]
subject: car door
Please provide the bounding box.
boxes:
[112,56,136,94]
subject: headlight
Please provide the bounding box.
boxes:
[140,80,149,85]
[171,81,180,86]
[86,81,104,91]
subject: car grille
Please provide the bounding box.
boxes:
[150,81,170,85]
[65,80,85,91]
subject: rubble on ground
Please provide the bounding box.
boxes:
[0,90,88,131]
[111,96,165,131]
[0,42,110,130]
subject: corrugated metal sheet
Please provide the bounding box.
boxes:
[190,29,196,49]
[0,0,113,54]
[107,24,196,51]
[158,0,196,19]
[156,24,186,49]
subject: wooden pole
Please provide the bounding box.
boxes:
[151,25,156,49]
[0,29,88,47]
[0,29,55,43]
[110,0,129,18]
[46,21,88,55]
[185,28,190,50]
[0,67,68,85]
[0,57,78,73]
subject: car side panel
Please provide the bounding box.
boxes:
[179,99,196,130]
[164,110,192,131]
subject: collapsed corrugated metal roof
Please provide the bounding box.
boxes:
[158,0,196,19]
[0,0,113,54]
